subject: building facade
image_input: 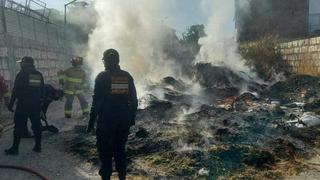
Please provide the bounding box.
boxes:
[235,0,310,41]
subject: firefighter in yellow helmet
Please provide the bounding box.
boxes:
[59,57,89,118]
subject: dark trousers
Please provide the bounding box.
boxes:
[96,116,130,180]
[21,100,51,135]
[11,104,42,150]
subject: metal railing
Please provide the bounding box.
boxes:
[0,0,50,22]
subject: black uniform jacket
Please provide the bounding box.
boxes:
[89,66,138,129]
[9,65,44,109]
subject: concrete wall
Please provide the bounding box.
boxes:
[0,6,72,87]
[279,36,320,76]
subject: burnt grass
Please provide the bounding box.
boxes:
[66,69,320,179]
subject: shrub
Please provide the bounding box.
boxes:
[240,34,291,81]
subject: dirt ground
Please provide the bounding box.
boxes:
[0,101,101,180]
[288,148,320,180]
[0,98,320,180]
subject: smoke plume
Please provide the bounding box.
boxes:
[86,0,177,85]
[86,0,256,97]
[196,0,252,75]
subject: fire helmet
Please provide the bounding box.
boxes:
[71,56,83,66]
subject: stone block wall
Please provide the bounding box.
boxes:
[0,7,72,87]
[279,36,320,76]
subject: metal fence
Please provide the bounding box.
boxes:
[0,0,72,86]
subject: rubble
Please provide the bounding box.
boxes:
[67,74,320,179]
[299,113,320,127]
[263,75,320,103]
[193,63,247,89]
[161,76,187,91]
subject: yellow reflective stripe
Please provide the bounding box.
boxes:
[30,79,41,83]
[64,90,83,95]
[65,77,83,83]
[75,90,83,94]
[64,90,74,95]
[3,91,11,97]
[65,110,72,115]
[82,108,90,113]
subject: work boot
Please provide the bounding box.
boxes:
[5,147,19,155]
[33,133,42,153]
[99,169,111,180]
[6,133,20,155]
[100,175,110,180]
[118,173,126,180]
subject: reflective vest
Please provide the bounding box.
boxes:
[62,67,86,95]
[57,70,65,85]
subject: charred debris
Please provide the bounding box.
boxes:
[67,62,320,179]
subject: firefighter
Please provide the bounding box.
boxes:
[87,49,138,180]
[5,56,44,155]
[59,57,89,118]
[0,73,10,114]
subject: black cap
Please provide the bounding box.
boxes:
[103,49,119,65]
[17,56,34,64]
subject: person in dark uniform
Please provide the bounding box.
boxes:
[21,84,64,136]
[87,49,138,180]
[5,56,44,155]
[42,84,64,115]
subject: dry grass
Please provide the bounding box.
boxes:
[240,34,290,81]
[133,152,196,177]
[225,157,317,180]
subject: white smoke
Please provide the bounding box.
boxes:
[86,0,257,97]
[86,0,176,85]
[196,0,253,75]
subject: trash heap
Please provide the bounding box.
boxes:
[68,63,320,179]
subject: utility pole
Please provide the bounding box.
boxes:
[64,0,77,25]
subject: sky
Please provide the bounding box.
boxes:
[14,0,207,33]
[310,0,320,14]
[14,0,320,33]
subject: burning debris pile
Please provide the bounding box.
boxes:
[67,63,320,179]
[64,2,320,179]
